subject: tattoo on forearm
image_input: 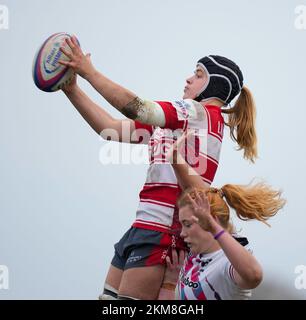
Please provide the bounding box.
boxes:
[121,96,144,120]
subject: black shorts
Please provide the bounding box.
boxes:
[111,227,186,270]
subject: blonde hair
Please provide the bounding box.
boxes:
[222,86,257,162]
[177,182,286,232]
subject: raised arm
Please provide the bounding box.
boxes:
[61,75,140,143]
[166,133,210,190]
[189,192,263,290]
[59,36,166,127]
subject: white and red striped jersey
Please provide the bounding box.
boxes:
[133,99,224,233]
[176,237,252,300]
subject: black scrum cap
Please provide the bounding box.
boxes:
[195,55,244,104]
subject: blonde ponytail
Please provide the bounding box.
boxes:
[222,182,286,226]
[222,86,257,162]
[177,183,286,231]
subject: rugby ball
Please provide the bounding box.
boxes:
[32,32,79,92]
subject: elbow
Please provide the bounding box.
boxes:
[245,267,263,289]
[99,123,121,142]
[122,98,166,127]
[121,98,140,120]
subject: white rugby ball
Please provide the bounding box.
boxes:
[32,32,79,92]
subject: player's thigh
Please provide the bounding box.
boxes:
[118,265,165,300]
[104,264,123,290]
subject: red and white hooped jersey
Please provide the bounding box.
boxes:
[176,237,252,300]
[132,99,224,233]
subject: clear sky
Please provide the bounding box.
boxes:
[0,0,305,299]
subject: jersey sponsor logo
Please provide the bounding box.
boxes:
[148,128,208,172]
[174,100,189,111]
[175,99,192,110]
[180,275,199,289]
[174,100,188,121]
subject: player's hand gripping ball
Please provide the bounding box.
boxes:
[32,32,79,92]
